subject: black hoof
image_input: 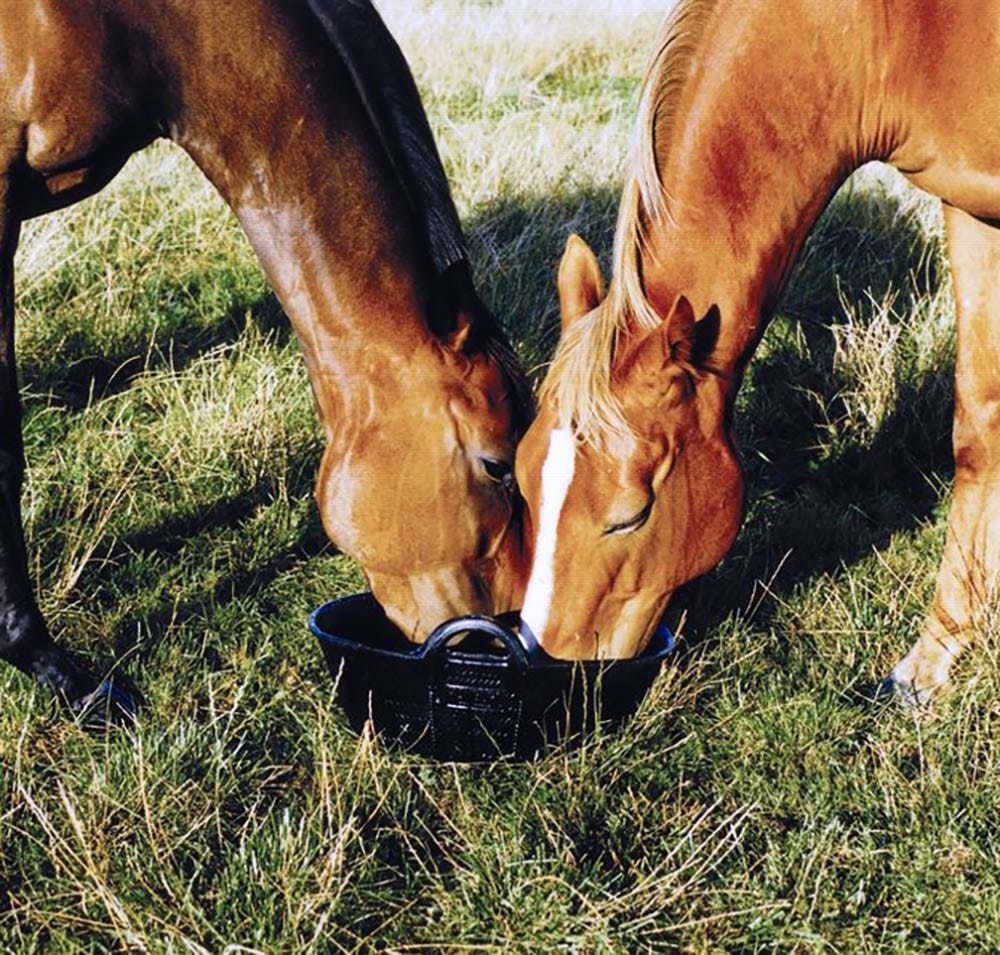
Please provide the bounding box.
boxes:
[860,676,899,704]
[71,677,140,731]
[29,647,140,730]
[856,675,927,711]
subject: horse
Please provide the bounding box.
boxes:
[0,0,531,724]
[514,0,1000,703]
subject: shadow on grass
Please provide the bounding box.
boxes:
[673,363,953,654]
[20,289,291,412]
[109,517,333,665]
[20,163,957,693]
[464,182,622,371]
[57,464,334,665]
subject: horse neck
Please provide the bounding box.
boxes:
[639,0,898,383]
[163,0,438,434]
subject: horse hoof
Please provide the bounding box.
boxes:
[862,674,932,711]
[71,677,139,731]
[860,676,899,704]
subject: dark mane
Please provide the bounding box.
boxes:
[305,0,534,429]
[304,0,466,275]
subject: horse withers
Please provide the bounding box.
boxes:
[515,0,1000,704]
[0,0,530,723]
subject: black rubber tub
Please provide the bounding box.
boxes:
[310,592,674,761]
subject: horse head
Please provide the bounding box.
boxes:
[514,235,742,658]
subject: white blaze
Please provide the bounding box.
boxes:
[520,427,576,640]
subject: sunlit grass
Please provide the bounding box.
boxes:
[1,1,997,952]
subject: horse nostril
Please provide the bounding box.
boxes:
[481,457,514,490]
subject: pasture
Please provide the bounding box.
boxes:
[1,0,998,950]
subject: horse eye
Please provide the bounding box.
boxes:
[481,457,514,489]
[604,496,654,536]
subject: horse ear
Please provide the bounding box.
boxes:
[557,234,604,332]
[628,296,718,384]
[664,296,721,368]
[665,295,697,365]
[441,312,475,353]
[429,261,485,354]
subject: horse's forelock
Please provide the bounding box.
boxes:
[485,329,536,435]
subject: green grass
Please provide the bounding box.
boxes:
[1,1,998,951]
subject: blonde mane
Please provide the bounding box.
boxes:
[539,0,716,448]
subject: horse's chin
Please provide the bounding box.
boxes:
[367,565,492,642]
[531,588,673,662]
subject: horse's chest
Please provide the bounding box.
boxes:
[904,160,1000,223]
[1,1,141,179]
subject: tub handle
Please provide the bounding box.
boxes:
[423,615,540,666]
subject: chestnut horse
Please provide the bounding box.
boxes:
[0,0,529,722]
[516,0,996,703]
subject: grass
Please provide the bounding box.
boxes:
[1,1,998,951]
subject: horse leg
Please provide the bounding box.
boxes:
[0,187,135,724]
[891,205,1000,705]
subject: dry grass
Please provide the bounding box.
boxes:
[1,1,998,952]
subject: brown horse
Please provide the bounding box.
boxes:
[515,0,998,703]
[0,0,530,722]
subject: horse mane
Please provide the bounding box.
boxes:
[304,0,466,274]
[304,0,534,427]
[539,0,717,448]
